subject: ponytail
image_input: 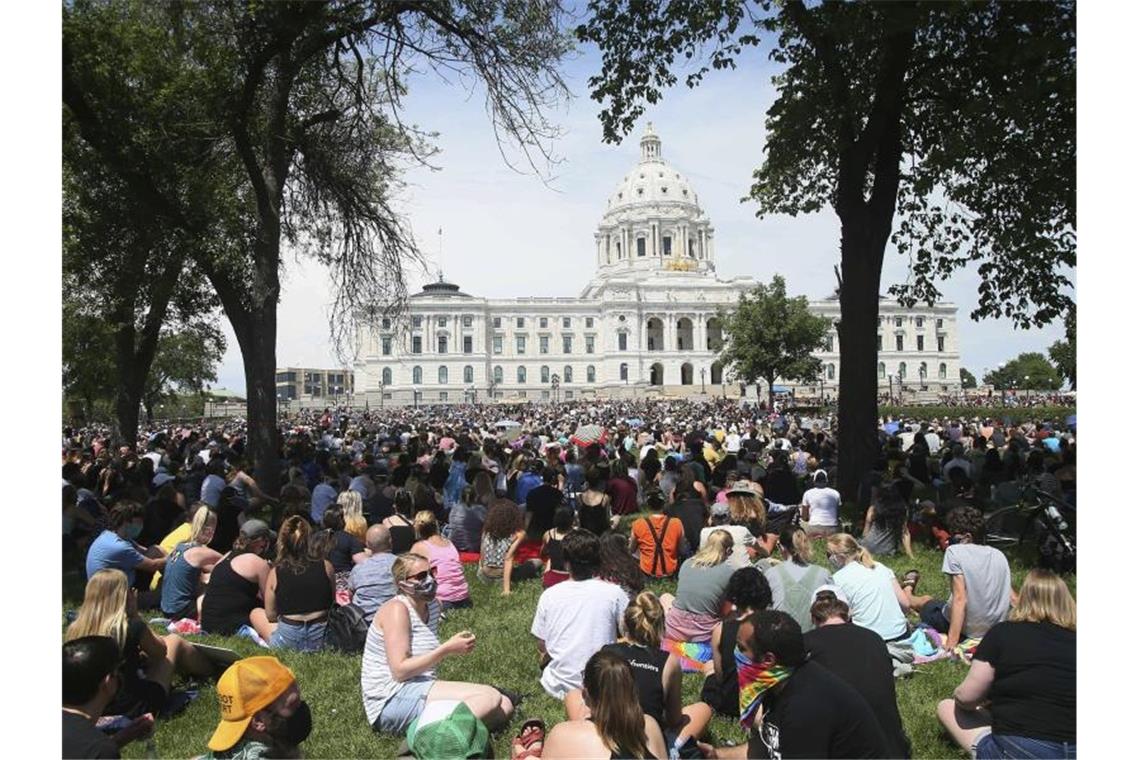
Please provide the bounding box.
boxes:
[826,533,875,568]
[780,527,813,564]
[623,591,665,649]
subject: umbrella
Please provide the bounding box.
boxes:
[883,421,900,435]
[625,417,645,428]
[571,424,607,447]
[494,419,520,429]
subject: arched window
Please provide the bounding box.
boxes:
[939,362,947,380]
[878,362,886,379]
[620,363,629,381]
[464,365,474,384]
[517,366,527,384]
[541,365,550,383]
[412,366,422,385]
[827,363,835,380]
[493,366,503,384]
[564,365,573,383]
[438,366,448,384]
[381,368,392,386]
[919,362,928,379]
[898,362,907,380]
[587,365,596,383]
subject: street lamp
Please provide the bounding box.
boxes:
[551,374,560,404]
[700,367,706,393]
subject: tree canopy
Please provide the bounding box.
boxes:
[959,367,977,390]
[717,275,830,409]
[983,352,1062,392]
[1047,309,1076,390]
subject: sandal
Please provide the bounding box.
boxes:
[901,569,921,593]
[511,719,545,759]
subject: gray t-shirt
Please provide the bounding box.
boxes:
[674,560,736,617]
[943,544,1011,638]
[764,561,832,632]
[349,553,397,622]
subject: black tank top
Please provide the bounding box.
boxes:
[578,494,609,536]
[201,550,260,635]
[699,616,741,715]
[388,515,416,555]
[546,534,567,571]
[275,558,332,616]
[602,642,668,725]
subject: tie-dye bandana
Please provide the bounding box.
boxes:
[735,648,794,729]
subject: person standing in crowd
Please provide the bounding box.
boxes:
[531,529,629,699]
[630,488,688,580]
[85,501,168,609]
[350,524,398,623]
[937,569,1076,759]
[264,517,335,652]
[800,470,841,538]
[663,530,736,644]
[411,511,472,611]
[63,636,151,759]
[805,591,911,758]
[204,657,312,760]
[764,527,832,633]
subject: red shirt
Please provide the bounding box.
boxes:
[607,475,639,516]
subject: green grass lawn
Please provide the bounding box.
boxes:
[62,529,1074,759]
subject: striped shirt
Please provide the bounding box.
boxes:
[361,595,441,724]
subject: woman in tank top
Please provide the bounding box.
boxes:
[160,506,222,619]
[763,527,833,633]
[410,511,471,610]
[541,507,575,588]
[362,552,515,735]
[477,499,544,594]
[199,521,275,641]
[382,489,417,555]
[578,466,615,537]
[265,516,335,651]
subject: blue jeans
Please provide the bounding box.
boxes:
[269,618,328,652]
[975,733,1076,759]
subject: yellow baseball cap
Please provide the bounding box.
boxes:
[207,656,296,752]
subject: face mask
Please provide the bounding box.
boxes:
[280,701,312,746]
[400,575,438,601]
[734,648,794,729]
[827,554,843,571]
[124,522,143,540]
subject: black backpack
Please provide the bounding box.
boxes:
[325,603,369,653]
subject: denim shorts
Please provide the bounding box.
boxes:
[974,732,1076,759]
[372,679,433,734]
[269,618,328,652]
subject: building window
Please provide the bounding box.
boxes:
[563,317,571,329]
[939,362,947,380]
[586,336,595,354]
[542,390,550,399]
[899,362,907,380]
[440,391,448,401]
[464,365,474,383]
[919,362,928,379]
[825,335,834,352]
[916,335,924,352]
[936,318,944,329]
[895,335,903,352]
[562,335,572,353]
[462,315,473,328]
[493,317,502,329]
[618,332,628,351]
[493,336,503,355]
[688,239,695,257]
[637,237,646,257]
[413,315,423,328]
[381,368,392,385]
[937,336,945,352]
[916,317,924,328]
[412,336,423,354]
[894,316,903,327]
[541,366,550,383]
[540,336,549,354]
[437,335,448,354]
[381,317,392,329]
[438,366,448,384]
[517,366,527,384]
[878,362,885,379]
[616,241,621,258]
[412,366,422,384]
[540,317,548,328]
[565,390,573,399]
[663,236,672,256]
[382,337,391,356]
[620,363,629,381]
[516,317,525,328]
[827,363,835,380]
[437,317,446,328]
[463,336,473,354]
[564,365,573,383]
[876,335,882,351]
[516,335,527,354]
[586,317,594,328]
[587,365,596,383]
[493,366,503,384]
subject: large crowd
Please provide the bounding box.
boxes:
[61,399,1076,759]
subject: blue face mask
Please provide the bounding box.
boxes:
[124,522,143,541]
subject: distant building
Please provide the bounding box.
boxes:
[275,367,354,401]
[355,124,960,406]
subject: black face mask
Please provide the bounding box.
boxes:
[276,701,312,746]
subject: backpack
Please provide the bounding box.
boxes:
[325,603,369,653]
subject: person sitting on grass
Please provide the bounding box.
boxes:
[629,487,688,580]
[63,636,152,759]
[700,567,773,718]
[363,552,515,735]
[85,501,168,610]
[532,529,629,699]
[264,516,335,652]
[200,520,276,642]
[525,650,667,760]
[598,531,646,598]
[349,524,397,623]
[763,527,832,634]
[860,480,914,559]
[541,506,575,588]
[205,656,312,760]
[936,568,1076,759]
[159,505,222,620]
[898,505,1015,653]
[800,470,841,538]
[411,510,472,611]
[65,569,216,720]
[825,534,912,643]
[662,530,736,644]
[478,498,544,596]
[565,591,713,757]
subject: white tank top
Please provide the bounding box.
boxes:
[360,595,440,724]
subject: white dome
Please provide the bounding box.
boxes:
[605,124,701,212]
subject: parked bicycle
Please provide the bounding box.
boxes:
[983,484,1075,573]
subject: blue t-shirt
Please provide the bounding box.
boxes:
[311,483,338,523]
[200,474,225,508]
[515,473,542,507]
[86,530,144,586]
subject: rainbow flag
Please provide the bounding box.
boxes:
[661,638,713,672]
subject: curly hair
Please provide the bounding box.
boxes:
[599,532,644,596]
[725,566,773,612]
[482,498,523,540]
[946,505,985,542]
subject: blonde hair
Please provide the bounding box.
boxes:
[413,510,439,540]
[826,533,874,568]
[392,552,430,586]
[781,527,814,564]
[65,569,130,650]
[726,491,766,533]
[337,490,367,541]
[623,591,665,649]
[189,505,216,544]
[1009,568,1076,630]
[692,529,734,567]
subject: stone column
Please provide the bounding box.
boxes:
[696,315,707,353]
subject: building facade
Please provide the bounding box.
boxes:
[355,125,961,406]
[275,367,355,402]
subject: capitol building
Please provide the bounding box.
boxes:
[354,125,961,406]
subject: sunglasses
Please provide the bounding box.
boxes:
[407,568,437,581]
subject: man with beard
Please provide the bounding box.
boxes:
[206,656,312,759]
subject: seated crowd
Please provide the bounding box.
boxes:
[62,402,1076,758]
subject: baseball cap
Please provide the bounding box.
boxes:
[208,656,295,752]
[813,584,849,605]
[152,471,176,488]
[725,480,757,497]
[239,519,274,541]
[407,700,489,759]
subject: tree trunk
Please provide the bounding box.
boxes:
[231,304,282,499]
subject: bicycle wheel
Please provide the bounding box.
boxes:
[983,506,1031,550]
